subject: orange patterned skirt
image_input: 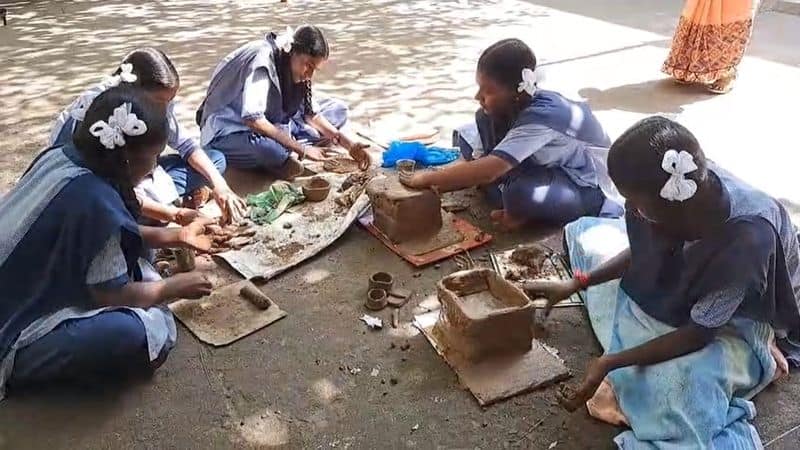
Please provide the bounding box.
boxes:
[662,0,755,84]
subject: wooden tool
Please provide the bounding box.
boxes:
[240,284,272,309]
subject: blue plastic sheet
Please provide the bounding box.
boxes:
[381,141,460,168]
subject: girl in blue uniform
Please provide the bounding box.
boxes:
[0,86,216,398]
[50,48,247,225]
[198,25,371,177]
[401,39,622,229]
[529,117,800,447]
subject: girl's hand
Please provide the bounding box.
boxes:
[175,207,206,226]
[399,171,428,189]
[347,142,372,171]
[178,217,217,252]
[524,278,581,315]
[213,185,248,225]
[165,272,213,299]
[558,356,610,412]
[302,146,331,162]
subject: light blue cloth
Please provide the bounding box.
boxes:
[565,217,776,449]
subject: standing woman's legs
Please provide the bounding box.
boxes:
[496,166,605,229]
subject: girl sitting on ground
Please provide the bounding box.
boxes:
[528,116,798,447]
[196,25,371,177]
[50,47,247,225]
[0,86,218,398]
[400,38,622,230]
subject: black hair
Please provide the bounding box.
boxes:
[607,116,708,199]
[291,25,329,59]
[477,38,537,92]
[114,47,180,92]
[73,85,168,217]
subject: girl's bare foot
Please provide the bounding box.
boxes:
[490,209,524,231]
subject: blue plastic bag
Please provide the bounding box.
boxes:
[381,141,460,168]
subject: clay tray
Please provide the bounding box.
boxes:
[169,280,287,346]
[358,208,492,267]
[489,249,584,309]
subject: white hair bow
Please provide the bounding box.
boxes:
[89,103,148,150]
[517,68,538,96]
[100,63,138,89]
[275,26,295,53]
[69,65,138,121]
[659,149,698,202]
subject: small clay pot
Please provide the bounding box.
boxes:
[303,177,331,202]
[365,288,388,311]
[369,271,394,291]
[396,159,416,177]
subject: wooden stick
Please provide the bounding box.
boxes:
[355,131,389,149]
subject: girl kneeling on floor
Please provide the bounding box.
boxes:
[0,86,216,398]
[401,39,622,230]
[528,116,799,447]
[50,48,247,225]
[196,25,371,177]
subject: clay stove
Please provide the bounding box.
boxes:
[366,176,442,243]
[433,269,533,363]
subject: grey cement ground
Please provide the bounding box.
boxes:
[1,0,799,448]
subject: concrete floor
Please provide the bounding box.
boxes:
[1,0,799,448]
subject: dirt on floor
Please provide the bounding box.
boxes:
[1,0,799,449]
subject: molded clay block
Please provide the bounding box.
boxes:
[433,269,533,363]
[366,177,442,243]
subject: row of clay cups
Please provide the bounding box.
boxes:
[366,272,393,310]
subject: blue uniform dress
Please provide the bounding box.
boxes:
[50,96,226,205]
[198,33,348,171]
[621,164,800,363]
[562,164,800,447]
[0,145,176,399]
[453,90,623,226]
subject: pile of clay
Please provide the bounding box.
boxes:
[505,244,558,281]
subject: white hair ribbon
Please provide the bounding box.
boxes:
[69,65,137,121]
[659,149,698,202]
[275,26,295,53]
[99,63,138,89]
[89,103,148,150]
[117,63,137,83]
[517,67,538,96]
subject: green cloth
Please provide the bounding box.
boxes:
[246,182,305,225]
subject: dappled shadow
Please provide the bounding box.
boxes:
[0,0,550,190]
[524,0,800,68]
[579,78,713,115]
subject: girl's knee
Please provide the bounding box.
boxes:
[205,149,227,174]
[320,98,348,129]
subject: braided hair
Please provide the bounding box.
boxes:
[292,25,328,116]
[72,85,168,217]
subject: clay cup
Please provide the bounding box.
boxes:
[303,177,331,202]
